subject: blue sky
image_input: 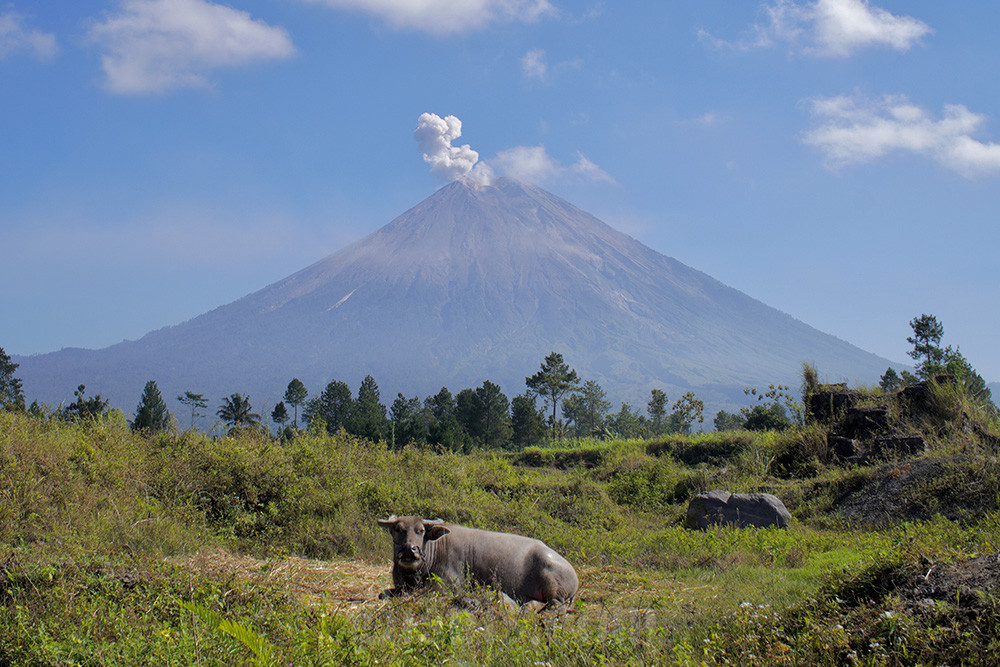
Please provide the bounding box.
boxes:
[3,0,999,384]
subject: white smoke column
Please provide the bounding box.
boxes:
[414,113,482,181]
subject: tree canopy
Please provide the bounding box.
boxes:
[62,385,109,422]
[907,314,946,377]
[303,380,353,435]
[177,391,208,430]
[283,379,308,428]
[0,347,25,411]
[132,380,171,433]
[525,352,579,440]
[217,393,261,433]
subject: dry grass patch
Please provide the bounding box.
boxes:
[168,549,391,609]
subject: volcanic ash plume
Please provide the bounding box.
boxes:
[414,113,490,183]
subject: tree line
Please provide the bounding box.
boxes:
[1,314,992,446]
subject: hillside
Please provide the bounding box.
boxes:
[2,378,1000,664]
[16,177,895,416]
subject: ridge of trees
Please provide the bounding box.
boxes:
[3,314,995,447]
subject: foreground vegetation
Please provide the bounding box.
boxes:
[3,370,1000,665]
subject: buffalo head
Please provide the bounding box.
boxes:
[377,515,449,573]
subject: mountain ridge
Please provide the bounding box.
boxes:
[16,177,894,419]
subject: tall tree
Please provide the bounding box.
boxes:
[351,375,387,443]
[907,314,945,378]
[608,402,645,439]
[303,380,354,434]
[903,315,994,411]
[390,393,429,448]
[217,393,261,433]
[667,391,704,435]
[425,386,467,451]
[511,393,546,449]
[476,380,512,449]
[132,380,171,433]
[63,384,109,421]
[0,347,25,411]
[455,388,482,442]
[561,394,583,438]
[271,401,289,429]
[177,391,208,430]
[646,388,668,435]
[456,381,511,449]
[713,410,744,432]
[879,367,902,392]
[941,347,995,411]
[283,378,308,429]
[525,352,579,440]
[572,380,611,437]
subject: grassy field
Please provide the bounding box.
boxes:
[2,395,1000,665]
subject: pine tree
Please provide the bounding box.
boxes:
[476,380,511,449]
[271,402,289,429]
[907,314,945,378]
[132,380,171,433]
[525,352,579,440]
[283,379,308,429]
[646,388,667,435]
[177,391,208,430]
[0,347,25,411]
[511,393,546,449]
[455,381,512,449]
[390,393,429,448]
[425,386,466,450]
[303,380,353,434]
[351,375,387,443]
[879,367,901,392]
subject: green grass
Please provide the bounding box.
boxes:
[3,409,1000,664]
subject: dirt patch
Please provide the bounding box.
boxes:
[832,552,1000,616]
[833,455,1000,527]
[907,554,1000,610]
[169,550,391,609]
[834,457,954,527]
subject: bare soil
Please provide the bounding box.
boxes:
[902,554,1000,612]
[168,550,391,610]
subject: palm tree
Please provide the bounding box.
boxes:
[217,393,261,432]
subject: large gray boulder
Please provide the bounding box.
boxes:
[686,490,791,530]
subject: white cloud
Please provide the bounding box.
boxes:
[88,0,294,94]
[808,0,931,56]
[414,112,482,181]
[490,145,614,185]
[302,0,554,35]
[703,0,931,58]
[520,48,582,82]
[0,11,57,60]
[803,94,1000,177]
[521,48,547,80]
[413,113,613,186]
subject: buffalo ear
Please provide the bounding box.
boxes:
[377,515,398,531]
[424,523,449,541]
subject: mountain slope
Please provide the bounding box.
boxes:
[17,177,893,416]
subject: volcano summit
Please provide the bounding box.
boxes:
[17,177,892,414]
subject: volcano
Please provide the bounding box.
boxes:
[17,177,892,417]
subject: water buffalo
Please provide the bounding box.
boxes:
[377,515,578,609]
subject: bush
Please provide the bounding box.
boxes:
[647,433,755,466]
[767,427,830,479]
